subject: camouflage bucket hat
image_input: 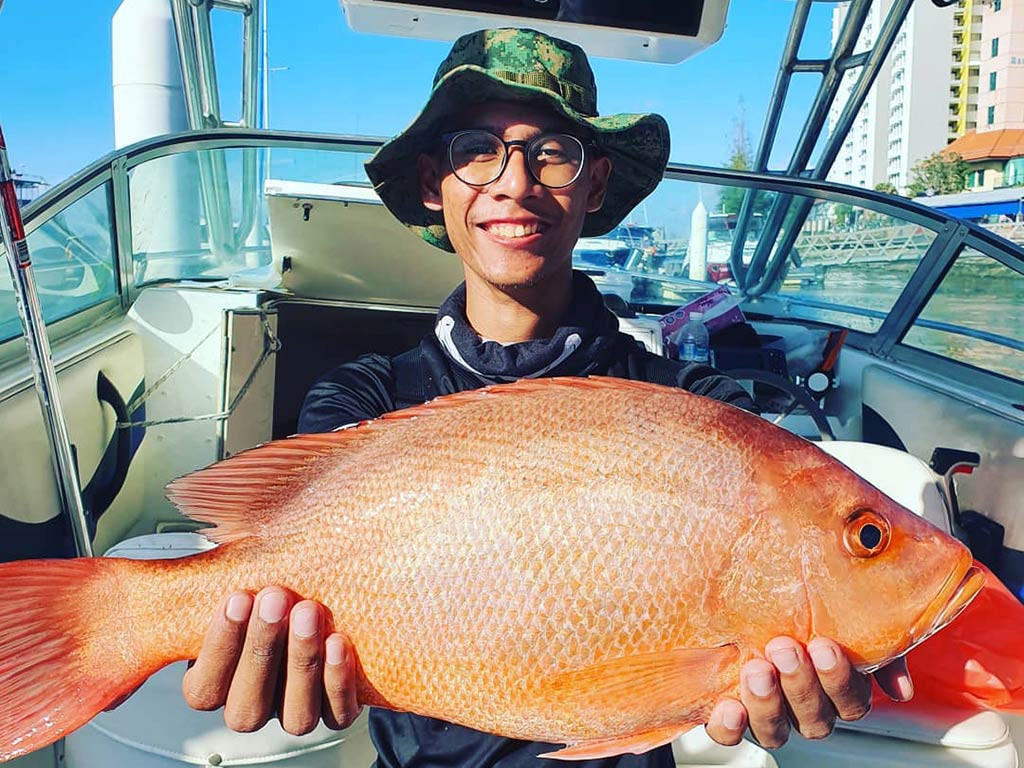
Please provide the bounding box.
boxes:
[364,27,671,253]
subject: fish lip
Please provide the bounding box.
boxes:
[862,560,985,673]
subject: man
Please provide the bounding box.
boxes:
[181,27,912,766]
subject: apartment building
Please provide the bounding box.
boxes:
[827,2,891,190]
[827,1,955,192]
[977,0,1024,131]
[949,0,983,140]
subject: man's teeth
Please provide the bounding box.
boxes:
[487,223,540,238]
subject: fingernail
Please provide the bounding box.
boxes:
[292,604,320,639]
[258,591,288,623]
[746,671,775,698]
[326,635,346,667]
[896,675,914,702]
[809,643,838,672]
[722,708,744,731]
[225,593,252,623]
[770,648,800,674]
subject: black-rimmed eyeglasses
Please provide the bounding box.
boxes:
[442,130,589,189]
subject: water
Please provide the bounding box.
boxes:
[786,259,1023,381]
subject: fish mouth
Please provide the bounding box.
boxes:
[911,562,985,650]
[859,561,985,674]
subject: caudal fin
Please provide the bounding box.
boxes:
[886,562,1024,714]
[0,558,161,762]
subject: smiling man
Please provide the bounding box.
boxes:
[180,27,911,767]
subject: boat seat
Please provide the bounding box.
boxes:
[64,532,377,768]
[817,440,953,534]
[675,441,1018,767]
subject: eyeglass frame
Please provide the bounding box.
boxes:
[440,130,596,190]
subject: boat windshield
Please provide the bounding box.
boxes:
[3,131,1018,382]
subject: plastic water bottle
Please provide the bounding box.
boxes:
[674,311,710,364]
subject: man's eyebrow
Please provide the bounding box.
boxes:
[457,123,573,135]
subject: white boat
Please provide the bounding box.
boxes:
[1,1,1022,767]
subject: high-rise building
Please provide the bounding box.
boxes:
[827,3,891,190]
[949,0,983,141]
[977,0,1024,131]
[827,1,956,192]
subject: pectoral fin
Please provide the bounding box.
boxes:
[535,645,741,760]
[539,724,699,760]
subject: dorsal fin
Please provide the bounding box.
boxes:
[166,377,685,543]
[165,429,381,543]
[375,375,688,423]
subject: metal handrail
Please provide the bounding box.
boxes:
[732,0,925,296]
[21,128,1024,270]
[169,0,261,263]
[14,129,1023,364]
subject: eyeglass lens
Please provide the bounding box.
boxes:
[448,131,585,188]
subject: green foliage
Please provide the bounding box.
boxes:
[833,203,854,229]
[874,181,899,196]
[907,151,969,197]
[718,112,772,217]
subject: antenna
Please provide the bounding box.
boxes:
[262,0,269,129]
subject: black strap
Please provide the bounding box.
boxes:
[81,373,145,524]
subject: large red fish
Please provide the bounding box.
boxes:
[0,377,988,761]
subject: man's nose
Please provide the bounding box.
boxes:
[490,146,542,199]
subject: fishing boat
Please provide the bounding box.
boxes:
[0,0,1021,766]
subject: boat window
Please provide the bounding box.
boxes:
[773,200,937,332]
[901,247,1023,381]
[129,146,373,286]
[0,183,118,344]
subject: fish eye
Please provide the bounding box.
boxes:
[843,509,891,558]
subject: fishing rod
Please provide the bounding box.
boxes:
[0,124,94,557]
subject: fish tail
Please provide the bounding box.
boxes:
[0,557,164,762]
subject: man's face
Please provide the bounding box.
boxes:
[418,101,611,292]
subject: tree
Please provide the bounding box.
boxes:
[874,181,899,196]
[906,151,969,197]
[833,203,854,229]
[718,104,773,217]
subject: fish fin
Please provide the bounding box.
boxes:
[165,430,378,543]
[539,724,698,760]
[537,645,740,726]
[378,376,690,415]
[0,559,160,761]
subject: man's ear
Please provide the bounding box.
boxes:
[586,155,613,213]
[418,154,444,212]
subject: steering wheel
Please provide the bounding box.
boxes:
[724,368,835,441]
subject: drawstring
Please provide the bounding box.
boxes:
[434,315,582,381]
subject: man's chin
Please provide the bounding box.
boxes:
[491,275,544,292]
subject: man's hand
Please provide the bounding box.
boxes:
[181,588,363,735]
[705,637,913,749]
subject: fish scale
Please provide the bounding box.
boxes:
[0,376,985,761]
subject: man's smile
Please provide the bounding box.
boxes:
[478,218,549,241]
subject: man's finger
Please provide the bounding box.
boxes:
[704,699,747,746]
[806,637,874,722]
[739,658,790,749]
[872,656,913,703]
[223,587,293,732]
[766,637,836,740]
[182,591,253,711]
[280,601,325,736]
[323,633,362,730]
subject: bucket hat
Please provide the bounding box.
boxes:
[364,27,670,252]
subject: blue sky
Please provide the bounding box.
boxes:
[0,0,832,186]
